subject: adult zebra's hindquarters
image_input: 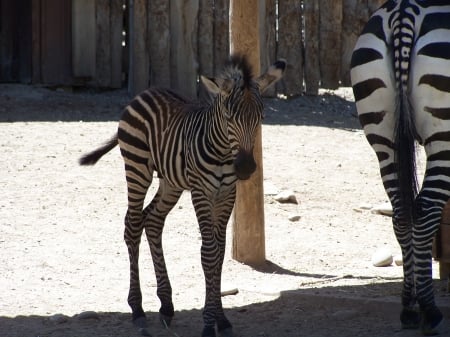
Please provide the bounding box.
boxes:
[79,55,285,337]
[351,0,450,335]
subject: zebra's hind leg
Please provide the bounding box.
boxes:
[414,195,444,335]
[392,213,421,329]
[143,179,183,327]
[122,163,153,327]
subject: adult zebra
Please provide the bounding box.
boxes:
[351,0,449,334]
[79,55,285,337]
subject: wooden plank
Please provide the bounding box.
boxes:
[128,0,148,95]
[110,0,124,88]
[230,0,265,266]
[95,0,111,86]
[170,0,199,97]
[213,0,229,76]
[40,0,72,85]
[148,0,170,88]
[319,0,342,89]
[72,0,96,79]
[304,0,320,95]
[31,0,42,83]
[278,0,303,96]
[260,0,276,97]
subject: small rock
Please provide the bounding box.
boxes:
[264,181,279,195]
[288,214,301,222]
[76,311,100,320]
[49,314,68,324]
[372,247,393,267]
[274,190,298,204]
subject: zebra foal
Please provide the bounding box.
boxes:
[79,54,285,337]
[351,0,450,334]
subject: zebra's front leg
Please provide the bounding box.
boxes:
[124,212,147,326]
[192,189,233,337]
[144,182,183,327]
[213,189,236,337]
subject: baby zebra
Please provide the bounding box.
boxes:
[79,54,285,337]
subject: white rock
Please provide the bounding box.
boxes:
[263,181,279,195]
[371,247,393,267]
[274,190,298,204]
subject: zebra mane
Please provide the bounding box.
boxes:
[223,54,254,88]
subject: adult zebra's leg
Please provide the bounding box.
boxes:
[413,186,445,333]
[191,189,230,337]
[143,180,183,326]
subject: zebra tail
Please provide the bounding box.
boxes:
[395,91,419,222]
[79,134,119,166]
[392,4,420,223]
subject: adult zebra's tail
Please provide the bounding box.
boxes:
[79,134,118,166]
[392,3,419,223]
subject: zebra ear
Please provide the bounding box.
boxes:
[256,59,286,93]
[201,76,234,95]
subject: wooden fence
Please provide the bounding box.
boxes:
[0,0,386,97]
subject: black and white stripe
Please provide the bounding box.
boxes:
[79,54,285,337]
[351,0,450,334]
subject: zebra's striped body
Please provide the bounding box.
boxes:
[351,0,450,334]
[80,55,285,337]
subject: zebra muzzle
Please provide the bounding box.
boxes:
[234,150,256,180]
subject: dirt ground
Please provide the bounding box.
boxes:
[0,84,449,337]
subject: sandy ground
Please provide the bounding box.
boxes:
[0,84,449,337]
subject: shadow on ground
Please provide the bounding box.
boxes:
[0,84,360,130]
[2,279,449,337]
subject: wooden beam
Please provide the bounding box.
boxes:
[230,0,265,265]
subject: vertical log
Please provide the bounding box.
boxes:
[197,0,214,100]
[213,0,229,76]
[230,0,265,265]
[128,0,148,95]
[170,0,199,97]
[148,0,170,88]
[110,0,124,88]
[278,0,303,96]
[32,0,42,83]
[260,0,276,97]
[319,0,342,89]
[96,0,112,87]
[304,0,320,95]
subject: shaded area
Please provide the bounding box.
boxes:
[0,84,360,130]
[1,281,449,337]
[263,91,360,129]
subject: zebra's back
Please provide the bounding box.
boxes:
[118,88,193,189]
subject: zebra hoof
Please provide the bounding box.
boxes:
[201,326,216,337]
[133,316,148,329]
[421,306,443,336]
[159,313,173,328]
[400,307,420,329]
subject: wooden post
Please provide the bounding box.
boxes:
[230,0,265,265]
